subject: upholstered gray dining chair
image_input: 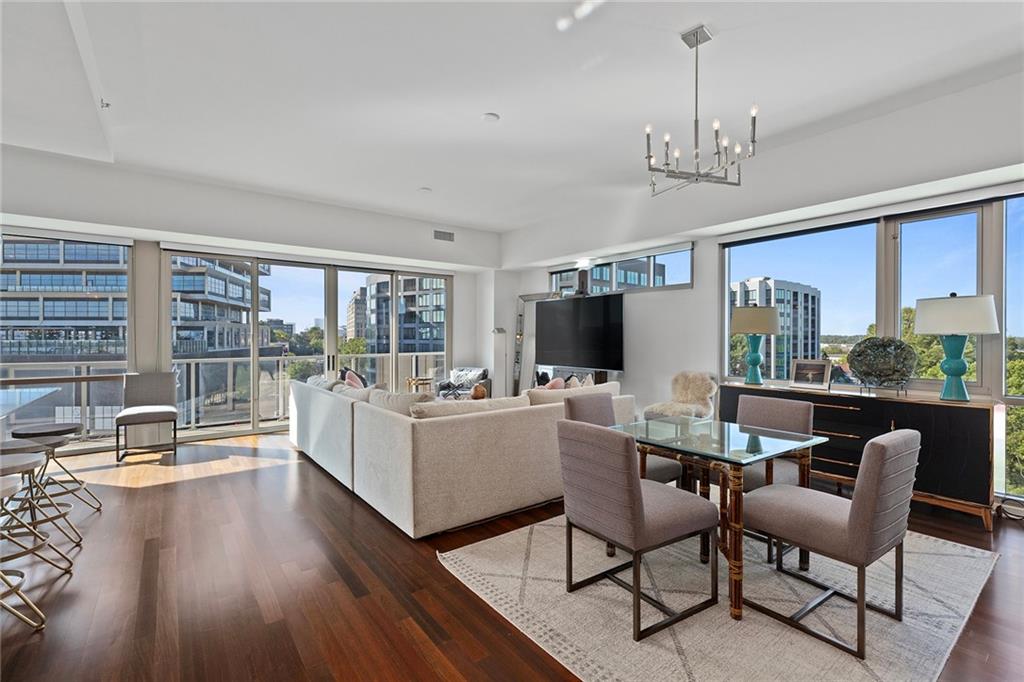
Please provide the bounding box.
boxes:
[565,393,684,487]
[115,372,179,462]
[557,419,720,641]
[736,395,814,561]
[742,429,921,659]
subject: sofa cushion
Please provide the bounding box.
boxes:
[332,384,373,401]
[409,395,529,419]
[369,389,432,415]
[306,375,330,388]
[527,381,620,405]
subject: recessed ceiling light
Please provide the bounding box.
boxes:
[417,186,433,193]
[481,112,501,123]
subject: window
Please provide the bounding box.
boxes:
[899,210,979,381]
[550,244,693,296]
[1,299,40,319]
[206,276,226,297]
[63,242,124,263]
[725,223,876,382]
[653,249,692,287]
[172,274,205,292]
[85,273,127,291]
[20,273,82,290]
[1005,197,1023,497]
[0,272,15,290]
[2,240,60,262]
[228,281,244,300]
[112,299,127,319]
[43,299,110,319]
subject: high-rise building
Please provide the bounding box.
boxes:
[265,318,294,338]
[346,286,367,341]
[396,276,446,354]
[313,317,324,330]
[589,261,666,293]
[729,276,821,380]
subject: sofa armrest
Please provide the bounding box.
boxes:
[352,402,416,536]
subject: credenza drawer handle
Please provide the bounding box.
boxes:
[813,429,862,440]
[815,404,861,411]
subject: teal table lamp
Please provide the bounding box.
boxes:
[914,293,999,401]
[731,304,781,385]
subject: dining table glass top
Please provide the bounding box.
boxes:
[613,415,828,465]
[0,387,59,419]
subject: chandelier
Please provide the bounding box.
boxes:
[644,25,758,197]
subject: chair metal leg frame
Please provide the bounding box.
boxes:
[1,499,74,574]
[566,520,719,642]
[0,569,46,630]
[41,447,102,511]
[117,422,179,463]
[741,538,904,659]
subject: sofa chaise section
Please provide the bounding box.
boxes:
[288,380,357,489]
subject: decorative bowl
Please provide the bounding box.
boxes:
[847,336,917,388]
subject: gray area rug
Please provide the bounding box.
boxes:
[439,515,996,682]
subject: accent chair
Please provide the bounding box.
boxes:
[115,372,179,462]
[742,429,921,659]
[565,392,684,487]
[557,419,720,641]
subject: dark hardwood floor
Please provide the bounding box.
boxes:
[2,435,1021,681]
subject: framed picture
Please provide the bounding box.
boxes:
[791,359,832,390]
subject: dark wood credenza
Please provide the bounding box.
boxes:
[718,383,999,531]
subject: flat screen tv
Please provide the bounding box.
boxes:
[535,294,624,371]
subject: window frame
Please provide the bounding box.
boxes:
[547,243,694,296]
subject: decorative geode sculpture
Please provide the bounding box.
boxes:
[847,336,917,388]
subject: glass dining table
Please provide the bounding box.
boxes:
[614,415,828,620]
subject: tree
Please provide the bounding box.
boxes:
[286,359,320,382]
[339,337,367,356]
[288,326,324,356]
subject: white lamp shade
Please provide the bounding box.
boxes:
[914,294,1000,335]
[731,306,781,335]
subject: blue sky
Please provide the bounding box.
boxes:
[257,266,380,332]
[729,213,991,335]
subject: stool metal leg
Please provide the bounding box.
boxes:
[25,470,82,546]
[43,447,102,511]
[0,570,46,630]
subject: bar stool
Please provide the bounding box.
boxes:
[11,423,101,511]
[0,441,83,546]
[1,471,74,574]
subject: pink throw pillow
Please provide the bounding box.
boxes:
[545,377,565,390]
[345,370,366,389]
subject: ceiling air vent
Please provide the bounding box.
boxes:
[433,229,455,242]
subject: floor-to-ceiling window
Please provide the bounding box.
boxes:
[395,274,448,391]
[338,269,391,388]
[1,232,131,439]
[1003,197,1023,497]
[257,262,326,425]
[170,254,255,430]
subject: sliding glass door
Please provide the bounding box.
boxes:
[170,254,255,429]
[337,268,391,388]
[256,262,326,425]
[395,274,448,392]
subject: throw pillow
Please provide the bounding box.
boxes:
[545,377,565,390]
[409,395,529,419]
[526,381,621,405]
[368,388,432,416]
[331,384,373,401]
[470,383,488,400]
[581,373,595,386]
[341,366,369,388]
[565,375,581,389]
[345,370,366,389]
[306,375,329,388]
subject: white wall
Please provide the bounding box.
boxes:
[451,271,478,369]
[1,144,500,271]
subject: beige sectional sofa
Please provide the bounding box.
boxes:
[289,380,636,538]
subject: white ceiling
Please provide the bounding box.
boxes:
[3,2,1023,233]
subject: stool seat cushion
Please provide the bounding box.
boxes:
[0,452,47,476]
[638,480,719,550]
[10,422,83,438]
[115,405,178,426]
[0,439,49,456]
[744,484,853,563]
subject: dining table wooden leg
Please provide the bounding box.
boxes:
[728,464,744,620]
[699,464,710,564]
[797,448,811,571]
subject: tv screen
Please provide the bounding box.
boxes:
[535,294,624,371]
